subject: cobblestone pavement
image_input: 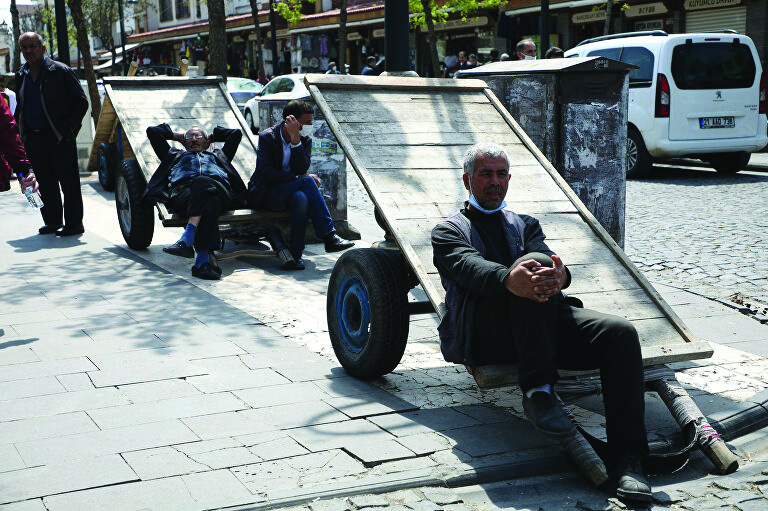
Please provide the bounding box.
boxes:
[624,164,768,313]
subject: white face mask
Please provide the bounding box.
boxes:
[523,54,536,60]
[299,124,313,138]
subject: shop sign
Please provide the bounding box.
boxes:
[419,16,488,33]
[572,10,606,24]
[684,0,741,10]
[266,29,291,38]
[624,2,668,18]
[347,32,362,41]
[635,19,664,30]
[372,28,385,38]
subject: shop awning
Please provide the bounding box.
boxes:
[94,56,123,70]
[97,43,140,61]
[506,0,605,17]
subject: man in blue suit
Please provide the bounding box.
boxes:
[246,100,353,270]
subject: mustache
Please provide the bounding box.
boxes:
[483,185,504,193]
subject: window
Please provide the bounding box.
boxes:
[175,0,190,19]
[261,78,283,96]
[587,47,621,61]
[159,0,173,22]
[278,79,295,93]
[620,47,654,88]
[671,42,756,90]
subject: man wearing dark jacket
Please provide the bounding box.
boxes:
[246,99,353,270]
[143,123,246,280]
[431,143,651,502]
[15,32,88,236]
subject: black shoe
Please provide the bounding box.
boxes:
[324,234,354,253]
[191,262,220,280]
[55,225,85,237]
[38,224,63,235]
[282,258,306,270]
[208,251,222,275]
[611,454,652,502]
[522,391,576,439]
[163,240,194,258]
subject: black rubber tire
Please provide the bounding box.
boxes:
[115,159,154,249]
[327,248,410,378]
[707,152,750,174]
[626,126,652,178]
[97,142,119,191]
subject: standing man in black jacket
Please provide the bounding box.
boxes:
[246,99,353,270]
[431,143,651,502]
[15,32,88,236]
[142,124,246,280]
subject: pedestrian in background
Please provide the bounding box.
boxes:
[14,32,88,236]
[361,56,378,76]
[516,39,537,60]
[545,47,564,59]
[326,62,340,74]
[0,89,36,194]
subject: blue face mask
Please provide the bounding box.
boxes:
[468,194,507,214]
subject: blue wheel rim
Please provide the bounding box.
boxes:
[335,273,371,354]
[98,150,107,181]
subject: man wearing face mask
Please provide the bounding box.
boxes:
[516,38,537,60]
[431,143,651,503]
[246,100,354,270]
[142,124,247,280]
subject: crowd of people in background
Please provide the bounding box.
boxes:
[442,39,565,78]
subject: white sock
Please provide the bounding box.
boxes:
[525,383,552,398]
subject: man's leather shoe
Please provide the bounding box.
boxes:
[163,240,194,258]
[191,263,220,280]
[324,234,354,253]
[282,258,306,270]
[38,224,62,234]
[611,454,652,502]
[522,391,576,439]
[208,251,222,275]
[55,225,84,237]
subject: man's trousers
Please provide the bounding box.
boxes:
[170,176,233,251]
[24,129,82,228]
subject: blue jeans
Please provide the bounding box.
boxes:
[264,177,334,260]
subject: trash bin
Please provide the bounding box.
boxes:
[257,97,359,241]
[459,57,635,248]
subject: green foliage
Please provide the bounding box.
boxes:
[275,0,305,25]
[591,1,629,13]
[408,0,506,28]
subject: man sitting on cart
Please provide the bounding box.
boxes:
[246,99,354,270]
[142,123,247,280]
[431,142,651,502]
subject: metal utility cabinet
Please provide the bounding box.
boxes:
[459,57,635,248]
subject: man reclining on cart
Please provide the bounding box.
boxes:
[245,99,354,270]
[431,142,652,502]
[141,123,247,280]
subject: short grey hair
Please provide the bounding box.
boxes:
[19,32,44,47]
[463,143,510,178]
[516,38,535,54]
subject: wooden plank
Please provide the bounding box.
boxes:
[572,289,664,321]
[88,95,118,172]
[304,73,488,92]
[346,132,524,147]
[333,103,500,124]
[565,262,642,294]
[335,121,513,136]
[323,90,490,104]
[103,76,224,87]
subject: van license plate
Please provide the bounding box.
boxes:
[700,116,735,129]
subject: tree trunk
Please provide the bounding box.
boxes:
[338,0,347,74]
[420,0,440,78]
[207,0,228,80]
[44,0,54,55]
[111,41,117,74]
[10,0,20,72]
[248,0,266,83]
[603,1,612,36]
[66,0,100,123]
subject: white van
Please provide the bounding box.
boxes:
[565,30,768,176]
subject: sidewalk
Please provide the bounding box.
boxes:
[1,177,768,511]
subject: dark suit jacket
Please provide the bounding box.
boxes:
[246,121,311,208]
[141,123,247,207]
[14,57,88,143]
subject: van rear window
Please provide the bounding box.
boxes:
[671,42,756,90]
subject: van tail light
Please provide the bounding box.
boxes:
[760,72,766,114]
[655,73,670,118]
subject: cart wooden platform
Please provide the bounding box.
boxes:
[307,74,737,482]
[88,76,292,261]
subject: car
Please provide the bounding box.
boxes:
[136,64,181,76]
[226,77,263,116]
[565,30,768,176]
[242,74,309,133]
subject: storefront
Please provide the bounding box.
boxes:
[622,2,673,32]
[684,0,747,33]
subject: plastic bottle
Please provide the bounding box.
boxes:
[24,186,44,208]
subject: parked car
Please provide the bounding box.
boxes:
[226,77,263,116]
[242,74,309,133]
[565,30,768,176]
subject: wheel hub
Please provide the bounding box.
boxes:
[116,175,132,232]
[627,138,638,170]
[336,274,371,353]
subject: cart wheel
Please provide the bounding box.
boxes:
[327,248,410,378]
[115,159,154,249]
[97,142,119,191]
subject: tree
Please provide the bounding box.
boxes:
[207,0,227,79]
[338,0,347,74]
[67,0,101,123]
[10,0,20,72]
[248,0,267,83]
[592,2,629,36]
[409,0,506,78]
